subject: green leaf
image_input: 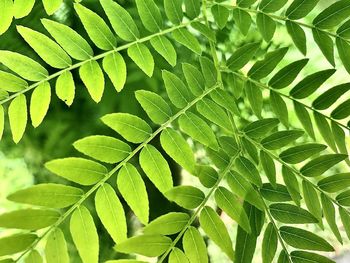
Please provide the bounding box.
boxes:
[135,0,162,32]
[102,52,126,92]
[260,183,292,202]
[339,207,350,240]
[207,148,230,169]
[312,29,335,66]
[280,143,327,164]
[101,113,152,143]
[0,0,13,35]
[277,251,289,263]
[245,81,263,118]
[182,62,205,96]
[244,118,279,138]
[219,136,240,156]
[0,209,60,230]
[286,0,319,20]
[30,82,51,128]
[260,151,276,187]
[227,42,260,71]
[164,185,204,209]
[256,13,276,42]
[270,203,318,224]
[282,166,301,205]
[331,121,348,156]
[45,157,107,185]
[337,37,350,74]
[0,105,4,140]
[25,250,42,263]
[290,69,336,99]
[259,0,288,12]
[286,21,307,55]
[313,0,350,29]
[200,57,217,87]
[179,112,218,150]
[135,90,172,124]
[184,0,200,19]
[7,183,83,208]
[210,89,240,116]
[128,43,154,77]
[215,187,251,233]
[331,99,350,120]
[79,60,105,103]
[70,206,99,263]
[302,180,323,227]
[318,173,350,192]
[115,234,171,257]
[100,0,139,41]
[73,135,131,164]
[0,51,48,81]
[117,163,149,224]
[150,35,177,66]
[169,248,189,263]
[270,91,288,127]
[139,144,173,193]
[337,18,350,38]
[261,130,304,150]
[232,9,252,35]
[290,251,335,263]
[143,212,189,235]
[211,5,229,29]
[164,0,183,25]
[237,0,258,7]
[45,228,69,263]
[183,226,208,263]
[95,183,127,243]
[336,190,350,206]
[199,206,234,260]
[313,112,337,152]
[17,26,71,69]
[162,70,191,108]
[294,101,315,139]
[0,233,37,257]
[55,71,75,106]
[321,194,343,243]
[280,226,334,251]
[172,28,201,55]
[42,0,62,15]
[248,47,288,80]
[195,165,218,188]
[312,83,350,110]
[0,71,28,92]
[9,94,27,144]
[196,98,231,131]
[301,154,347,177]
[74,3,116,50]
[13,0,34,18]
[262,223,278,263]
[191,22,216,42]
[160,128,195,173]
[235,156,262,187]
[42,19,93,61]
[269,59,308,89]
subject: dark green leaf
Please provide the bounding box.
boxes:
[270,203,318,224]
[260,183,292,202]
[301,154,347,177]
[312,83,350,110]
[261,130,304,150]
[318,173,350,192]
[262,223,278,263]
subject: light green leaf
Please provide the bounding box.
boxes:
[139,144,173,193]
[290,251,335,263]
[245,81,263,118]
[74,3,116,50]
[318,173,350,193]
[0,0,13,35]
[184,0,200,19]
[312,29,335,66]
[42,19,93,61]
[313,83,350,110]
[260,151,276,187]
[235,156,262,187]
[270,203,318,224]
[30,82,51,128]
[256,13,276,42]
[135,0,162,32]
[55,71,75,106]
[191,22,216,42]
[25,250,42,263]
[262,223,278,263]
[9,94,27,144]
[207,148,230,169]
[95,183,127,244]
[243,118,279,138]
[150,35,177,66]
[45,228,69,263]
[280,226,334,251]
[336,190,350,206]
[73,135,131,164]
[13,0,35,18]
[260,183,292,202]
[70,206,99,263]
[183,226,208,263]
[0,209,60,230]
[128,43,154,77]
[232,9,251,35]
[17,26,72,69]
[302,180,323,227]
[135,90,172,124]
[211,5,229,29]
[101,113,152,143]
[115,235,171,257]
[0,71,28,92]
[261,130,304,150]
[42,0,62,15]
[286,0,319,20]
[160,128,195,173]
[301,154,347,177]
[0,51,48,81]
[164,185,204,209]
[79,60,104,103]
[169,248,189,263]
[172,28,201,55]
[143,212,189,235]
[313,0,350,29]
[294,101,315,139]
[280,143,327,164]
[164,0,183,25]
[0,105,3,140]
[218,136,240,156]
[210,89,239,116]
[162,70,191,108]
[102,52,126,92]
[117,163,149,224]
[0,233,37,257]
[45,157,107,185]
[182,62,205,96]
[200,57,217,87]
[7,183,83,208]
[320,194,343,243]
[195,165,218,188]
[227,42,260,71]
[100,0,139,41]
[282,166,301,205]
[286,21,307,55]
[215,187,251,233]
